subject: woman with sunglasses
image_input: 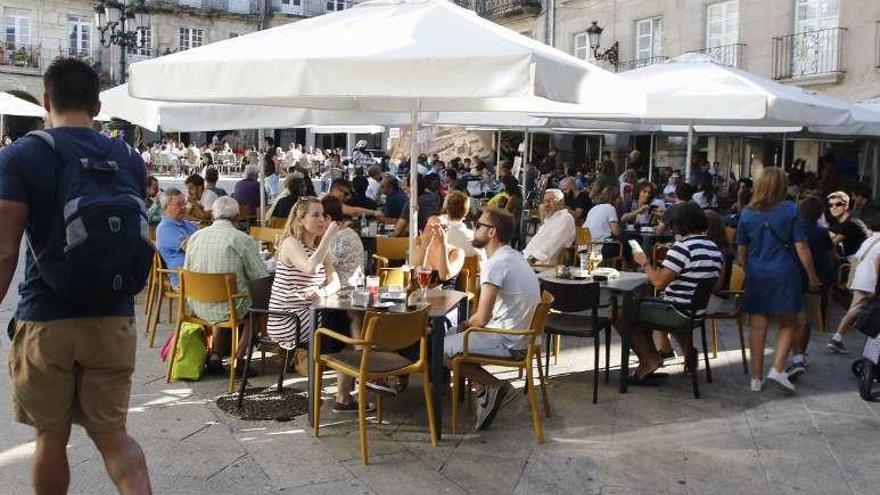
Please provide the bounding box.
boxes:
[736,167,821,394]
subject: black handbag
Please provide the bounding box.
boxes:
[6,318,15,341]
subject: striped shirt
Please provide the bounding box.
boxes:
[267,243,325,349]
[661,235,723,314]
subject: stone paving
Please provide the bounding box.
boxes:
[2,255,880,494]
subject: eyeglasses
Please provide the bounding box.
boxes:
[475,221,495,231]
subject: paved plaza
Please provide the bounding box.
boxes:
[1,254,880,495]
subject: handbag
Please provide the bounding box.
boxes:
[846,236,880,288]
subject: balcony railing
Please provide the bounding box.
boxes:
[0,45,42,70]
[687,43,745,68]
[274,0,355,17]
[772,26,847,80]
[617,55,668,72]
[454,0,541,18]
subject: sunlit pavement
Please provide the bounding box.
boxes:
[1,249,879,494]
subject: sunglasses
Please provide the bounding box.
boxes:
[829,202,847,208]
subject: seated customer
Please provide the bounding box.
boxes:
[183,196,269,375]
[413,215,465,287]
[233,165,261,214]
[522,189,576,265]
[184,173,216,222]
[584,186,625,260]
[380,175,410,237]
[155,187,198,287]
[628,202,723,382]
[270,174,306,223]
[444,207,540,430]
[322,195,365,287]
[443,191,486,263]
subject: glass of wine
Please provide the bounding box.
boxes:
[416,266,433,301]
[589,249,603,274]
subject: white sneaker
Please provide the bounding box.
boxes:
[766,368,796,393]
[750,379,764,392]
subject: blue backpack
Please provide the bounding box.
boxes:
[27,129,154,306]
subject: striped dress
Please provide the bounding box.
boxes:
[660,235,723,316]
[267,244,325,350]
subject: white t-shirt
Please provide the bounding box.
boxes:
[482,246,541,350]
[200,189,218,211]
[849,233,880,293]
[693,191,718,209]
[584,203,618,241]
[366,177,381,200]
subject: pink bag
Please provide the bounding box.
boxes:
[159,331,176,362]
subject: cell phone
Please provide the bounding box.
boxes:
[628,239,644,254]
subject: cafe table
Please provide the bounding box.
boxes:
[307,288,469,439]
[536,269,649,393]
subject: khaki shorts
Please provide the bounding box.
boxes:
[797,292,823,325]
[8,316,136,432]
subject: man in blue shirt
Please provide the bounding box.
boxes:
[156,187,198,288]
[380,175,410,237]
[0,58,151,493]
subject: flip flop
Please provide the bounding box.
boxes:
[627,371,666,387]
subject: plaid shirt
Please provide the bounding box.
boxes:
[183,219,269,323]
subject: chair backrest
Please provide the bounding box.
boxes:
[729,264,745,292]
[249,226,283,245]
[689,277,719,314]
[376,236,408,261]
[540,280,601,313]
[378,267,410,287]
[247,274,275,311]
[362,305,430,351]
[181,270,238,304]
[725,226,736,245]
[267,217,286,229]
[575,227,591,247]
[527,291,555,337]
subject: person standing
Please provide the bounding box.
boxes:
[0,58,151,494]
[736,167,820,393]
[827,191,869,258]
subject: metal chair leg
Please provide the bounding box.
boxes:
[690,351,701,399]
[604,325,611,384]
[237,318,258,409]
[278,349,291,392]
[592,332,599,404]
[701,323,712,384]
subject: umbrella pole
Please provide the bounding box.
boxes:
[1,114,4,138]
[408,104,420,263]
[522,128,530,189]
[258,129,266,227]
[648,132,655,183]
[529,132,535,164]
[685,125,694,184]
[495,129,502,178]
[781,132,787,169]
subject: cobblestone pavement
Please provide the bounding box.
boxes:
[1,250,879,494]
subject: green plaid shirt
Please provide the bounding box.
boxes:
[183,219,269,323]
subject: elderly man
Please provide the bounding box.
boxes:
[444,206,540,430]
[522,188,576,265]
[156,188,198,287]
[184,196,268,375]
[233,165,261,214]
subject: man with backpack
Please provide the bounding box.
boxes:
[0,59,152,494]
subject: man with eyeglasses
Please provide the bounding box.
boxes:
[827,191,868,258]
[328,178,382,220]
[522,189,576,265]
[444,207,540,430]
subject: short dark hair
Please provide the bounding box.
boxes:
[321,195,345,222]
[799,196,824,224]
[205,167,219,183]
[482,206,515,244]
[673,202,708,236]
[147,175,159,187]
[352,175,368,194]
[185,174,205,187]
[445,191,469,220]
[264,136,274,147]
[675,182,695,201]
[330,178,352,192]
[43,58,100,114]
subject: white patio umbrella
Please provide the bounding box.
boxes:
[0,92,45,138]
[128,0,645,259]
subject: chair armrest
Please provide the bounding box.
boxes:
[460,326,531,356]
[314,327,368,347]
[231,293,248,300]
[157,268,180,275]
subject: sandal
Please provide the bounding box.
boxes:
[627,370,666,387]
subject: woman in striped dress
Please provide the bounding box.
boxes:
[268,197,340,349]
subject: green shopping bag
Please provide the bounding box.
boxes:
[170,322,207,382]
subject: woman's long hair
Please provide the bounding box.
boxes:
[278,197,322,249]
[748,167,788,211]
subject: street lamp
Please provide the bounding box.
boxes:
[94,0,151,83]
[585,20,619,69]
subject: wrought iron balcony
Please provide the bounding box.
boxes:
[453,0,542,19]
[687,43,745,68]
[0,44,41,70]
[617,55,668,72]
[772,26,846,80]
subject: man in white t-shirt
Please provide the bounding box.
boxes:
[444,206,540,430]
[366,165,382,201]
[828,213,880,354]
[522,189,576,265]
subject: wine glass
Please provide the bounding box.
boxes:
[589,249,603,273]
[416,266,433,301]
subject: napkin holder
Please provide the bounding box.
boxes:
[352,290,372,308]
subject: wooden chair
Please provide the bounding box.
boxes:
[249,226,283,255]
[706,265,748,374]
[267,216,286,229]
[601,240,624,269]
[377,267,411,288]
[375,236,408,263]
[166,270,246,393]
[372,254,389,274]
[145,253,181,348]
[313,306,437,465]
[450,292,555,443]
[460,255,481,312]
[575,227,592,249]
[725,226,737,246]
[542,281,615,404]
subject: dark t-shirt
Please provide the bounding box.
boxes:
[565,191,592,216]
[830,218,869,257]
[0,128,144,321]
[263,148,276,177]
[349,194,377,211]
[804,223,835,286]
[383,189,409,220]
[271,194,297,219]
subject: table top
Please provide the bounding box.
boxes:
[537,269,648,292]
[312,288,468,318]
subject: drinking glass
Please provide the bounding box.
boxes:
[589,249,603,273]
[365,275,380,300]
[416,267,433,300]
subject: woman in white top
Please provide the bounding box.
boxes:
[584,186,627,261]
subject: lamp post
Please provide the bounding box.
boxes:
[585,20,619,70]
[94,0,150,84]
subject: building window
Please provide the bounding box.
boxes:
[792,0,840,76]
[179,0,203,8]
[326,0,346,12]
[634,17,662,61]
[67,16,92,58]
[128,26,151,56]
[572,32,597,63]
[706,1,739,48]
[4,8,30,50]
[179,27,203,51]
[280,0,303,14]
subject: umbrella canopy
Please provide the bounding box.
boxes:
[127,0,643,116]
[0,92,45,118]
